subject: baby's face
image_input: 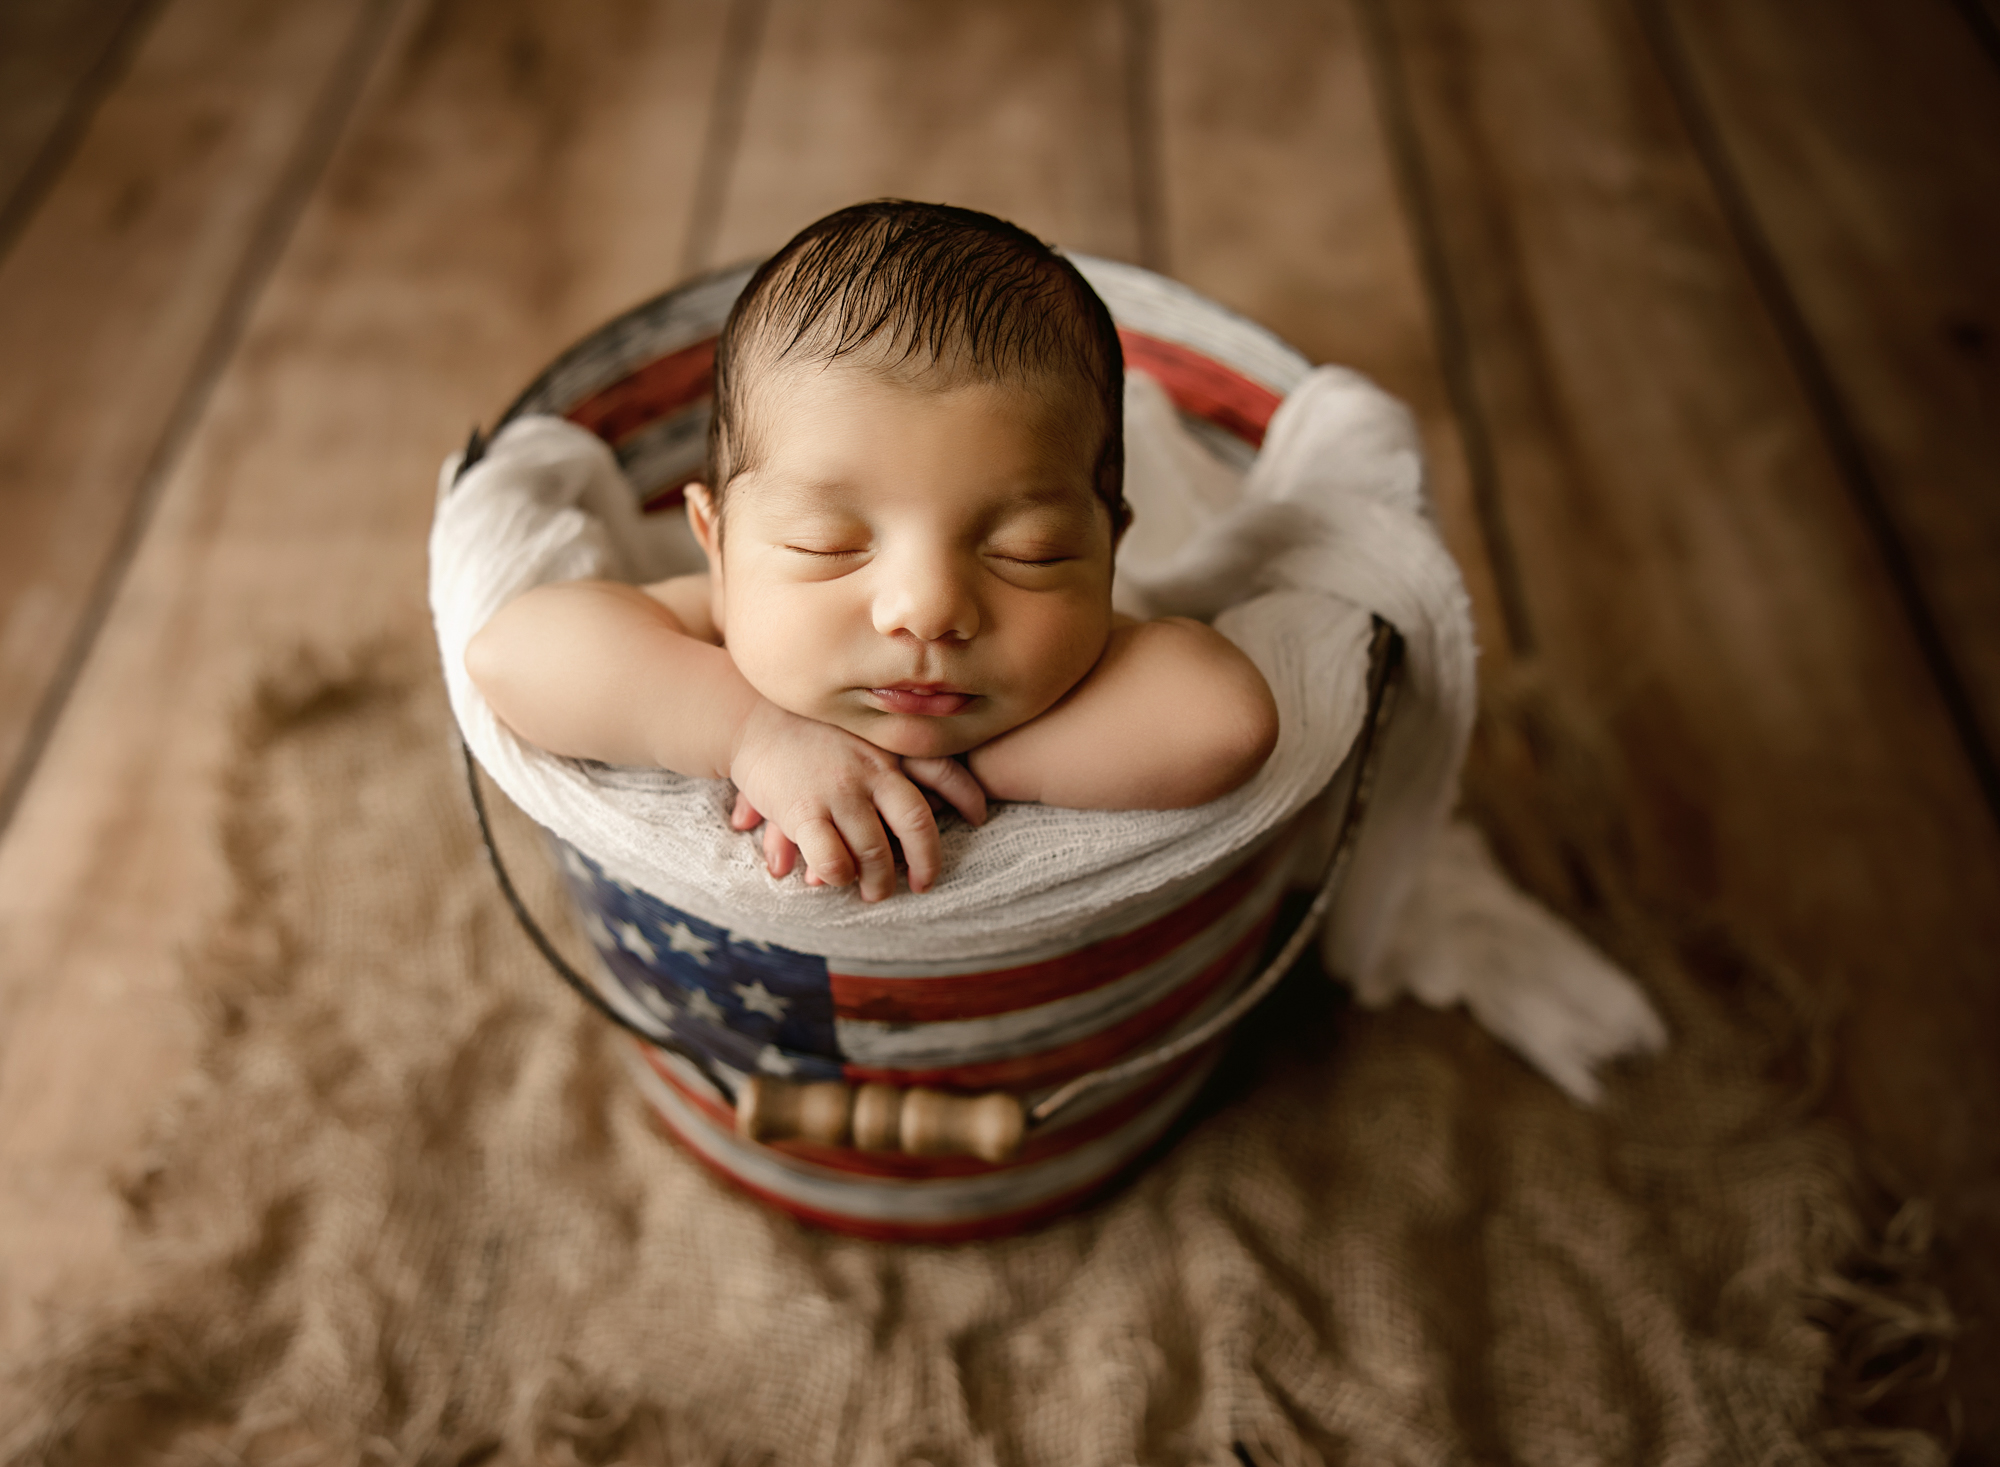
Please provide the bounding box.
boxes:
[690,362,1116,759]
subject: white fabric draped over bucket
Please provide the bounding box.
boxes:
[431,368,1432,969]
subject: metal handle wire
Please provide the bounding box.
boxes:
[1028,621,1401,1127]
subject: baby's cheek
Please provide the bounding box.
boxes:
[747,660,835,723]
[1025,602,1113,703]
[724,611,826,717]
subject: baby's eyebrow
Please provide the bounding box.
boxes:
[985,472,1100,510]
[992,485,1102,530]
[1007,482,1092,509]
[738,473,860,516]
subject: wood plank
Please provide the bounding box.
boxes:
[1367,0,2000,1441]
[1956,0,2000,65]
[0,0,730,1360]
[705,0,1144,270]
[1151,0,1514,664]
[1652,0,2000,822]
[0,0,389,822]
[0,0,156,246]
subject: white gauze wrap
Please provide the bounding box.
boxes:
[430,364,1666,1097]
[429,365,1412,960]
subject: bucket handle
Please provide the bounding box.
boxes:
[1031,622,1399,1125]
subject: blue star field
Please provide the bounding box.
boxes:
[551,837,844,1083]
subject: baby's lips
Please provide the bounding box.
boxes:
[869,686,973,717]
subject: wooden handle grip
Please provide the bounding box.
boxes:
[735,1079,853,1148]
[737,1078,1024,1162]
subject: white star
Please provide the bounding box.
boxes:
[580,909,614,949]
[734,980,789,1020]
[685,988,725,1025]
[755,1044,797,1076]
[665,921,715,965]
[615,920,656,964]
[636,985,677,1024]
[561,846,592,881]
[736,935,772,952]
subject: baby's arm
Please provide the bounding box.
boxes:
[966,617,1278,809]
[467,579,748,774]
[465,580,983,900]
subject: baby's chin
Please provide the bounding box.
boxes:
[771,693,1009,760]
[837,709,993,760]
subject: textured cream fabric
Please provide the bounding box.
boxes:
[0,647,1948,1465]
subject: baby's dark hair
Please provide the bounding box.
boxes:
[707,200,1127,533]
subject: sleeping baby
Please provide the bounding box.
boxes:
[467,200,1278,903]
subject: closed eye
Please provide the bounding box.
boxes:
[987,543,1078,567]
[785,545,866,558]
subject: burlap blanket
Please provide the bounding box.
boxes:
[1,643,1952,1465]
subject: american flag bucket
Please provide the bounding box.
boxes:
[461,257,1401,1240]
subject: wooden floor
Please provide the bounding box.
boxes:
[2,0,1995,1449]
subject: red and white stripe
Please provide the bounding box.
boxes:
[628,822,1304,1240]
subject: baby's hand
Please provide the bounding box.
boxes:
[726,701,987,901]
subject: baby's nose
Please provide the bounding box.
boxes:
[873,563,979,643]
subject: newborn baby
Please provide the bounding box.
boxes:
[468,201,1278,903]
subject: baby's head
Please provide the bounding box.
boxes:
[687,201,1128,760]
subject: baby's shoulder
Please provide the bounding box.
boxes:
[640,573,718,644]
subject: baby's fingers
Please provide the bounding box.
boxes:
[829,800,900,903]
[762,821,799,879]
[875,779,945,895]
[730,789,763,832]
[789,816,857,891]
[901,756,988,828]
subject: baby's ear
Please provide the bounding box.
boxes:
[685,482,721,563]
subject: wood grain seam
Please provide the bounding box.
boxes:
[1630,0,2000,830]
[0,0,169,269]
[1350,0,1538,657]
[1946,0,2000,75]
[0,0,412,844]
[1120,0,1168,273]
[678,0,774,279]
